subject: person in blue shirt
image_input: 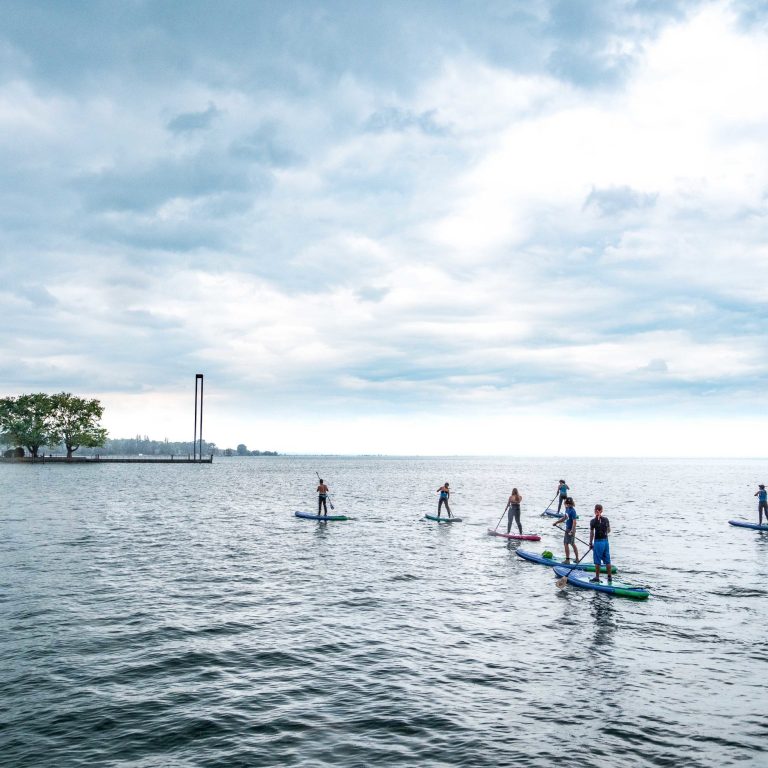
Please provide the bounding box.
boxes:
[755,484,767,525]
[554,497,578,562]
[436,482,452,518]
[556,479,569,512]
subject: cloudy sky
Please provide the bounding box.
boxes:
[1,0,766,455]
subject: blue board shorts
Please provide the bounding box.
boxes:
[593,539,611,565]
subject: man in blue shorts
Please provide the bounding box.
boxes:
[589,504,611,584]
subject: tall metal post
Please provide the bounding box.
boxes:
[198,373,204,461]
[193,374,204,461]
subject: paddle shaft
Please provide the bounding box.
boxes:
[554,522,590,549]
[555,545,593,588]
[493,503,508,531]
[543,492,558,513]
[315,470,335,510]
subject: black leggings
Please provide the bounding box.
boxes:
[507,505,522,534]
[760,501,767,524]
[438,497,451,516]
[318,495,328,515]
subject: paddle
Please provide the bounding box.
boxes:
[553,522,590,549]
[555,546,593,589]
[493,503,507,531]
[542,492,558,516]
[315,470,335,510]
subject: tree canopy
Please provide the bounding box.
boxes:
[0,392,108,458]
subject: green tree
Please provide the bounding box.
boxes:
[50,393,108,459]
[0,393,56,458]
[236,443,248,455]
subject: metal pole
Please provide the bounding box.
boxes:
[193,375,199,461]
[198,374,204,462]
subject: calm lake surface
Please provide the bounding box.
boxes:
[2,456,767,767]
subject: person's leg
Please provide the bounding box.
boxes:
[604,542,612,582]
[591,541,603,582]
[573,541,579,561]
[446,501,452,517]
[515,509,522,535]
[563,535,570,562]
[318,495,322,515]
[507,508,512,534]
[557,496,563,512]
[321,497,328,515]
[437,497,444,517]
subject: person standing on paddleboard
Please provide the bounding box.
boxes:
[437,483,452,518]
[554,497,579,563]
[755,484,767,525]
[556,479,569,512]
[505,488,523,535]
[589,504,611,584]
[317,479,330,516]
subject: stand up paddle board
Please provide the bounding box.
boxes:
[516,549,616,573]
[552,566,649,600]
[542,510,562,518]
[729,520,768,531]
[294,511,348,521]
[425,514,462,523]
[487,529,541,541]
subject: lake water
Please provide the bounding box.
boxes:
[2,456,767,767]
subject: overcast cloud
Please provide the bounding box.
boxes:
[0,0,766,455]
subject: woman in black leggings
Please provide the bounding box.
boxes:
[505,488,523,535]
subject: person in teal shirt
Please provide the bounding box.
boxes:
[556,479,569,512]
[755,484,767,525]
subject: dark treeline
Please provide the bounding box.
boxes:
[77,437,277,457]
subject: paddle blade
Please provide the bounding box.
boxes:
[555,575,568,589]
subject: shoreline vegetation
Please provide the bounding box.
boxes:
[0,391,277,460]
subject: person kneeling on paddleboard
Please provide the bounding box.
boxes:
[755,484,767,525]
[317,479,330,516]
[554,497,579,563]
[437,483,452,518]
[589,504,611,584]
[505,488,523,535]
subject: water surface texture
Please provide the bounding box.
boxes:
[2,457,767,766]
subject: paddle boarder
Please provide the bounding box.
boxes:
[553,497,579,563]
[588,504,611,584]
[436,482,452,518]
[556,479,569,512]
[317,479,330,516]
[504,488,523,535]
[756,484,767,525]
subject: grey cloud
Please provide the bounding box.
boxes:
[74,153,268,213]
[364,108,448,136]
[229,124,302,167]
[14,283,58,307]
[638,358,668,373]
[355,286,390,303]
[166,103,221,133]
[584,186,658,217]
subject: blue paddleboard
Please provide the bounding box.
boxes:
[294,511,348,521]
[516,549,616,573]
[424,514,462,523]
[552,566,649,600]
[729,519,768,531]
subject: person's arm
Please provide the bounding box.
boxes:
[553,515,566,526]
[589,520,594,546]
[606,520,611,535]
